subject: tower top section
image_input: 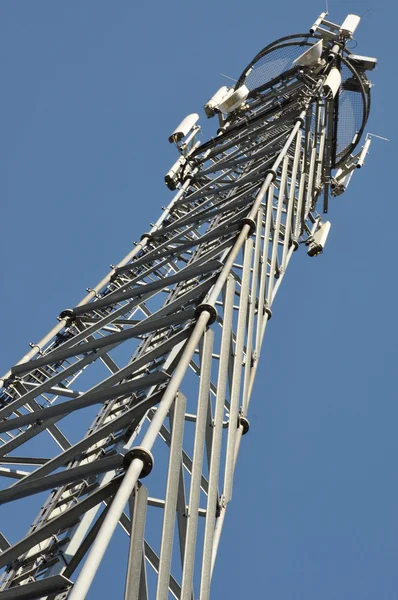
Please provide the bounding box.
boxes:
[232,13,375,167]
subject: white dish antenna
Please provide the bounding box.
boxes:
[293,40,323,67]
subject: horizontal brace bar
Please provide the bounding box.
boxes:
[176,173,263,206]
[123,223,240,271]
[79,259,221,312]
[199,147,275,177]
[22,382,81,399]
[9,389,164,486]
[151,187,257,238]
[0,372,169,434]
[0,454,124,505]
[0,457,48,466]
[0,476,123,569]
[0,575,72,600]
[191,98,296,160]
[140,279,215,328]
[8,537,69,572]
[148,497,206,516]
[0,532,10,552]
[0,467,29,480]
[0,349,110,425]
[12,309,193,376]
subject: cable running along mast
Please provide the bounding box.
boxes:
[0,13,376,600]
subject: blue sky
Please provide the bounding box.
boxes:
[1,1,397,599]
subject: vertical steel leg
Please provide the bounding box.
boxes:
[124,483,148,600]
[199,277,235,600]
[156,391,187,600]
[180,328,214,600]
[223,238,253,503]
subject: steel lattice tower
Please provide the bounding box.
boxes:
[0,13,376,600]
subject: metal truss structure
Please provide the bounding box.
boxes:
[0,13,376,600]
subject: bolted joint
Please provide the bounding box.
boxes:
[123,447,154,478]
[58,308,75,322]
[86,288,100,299]
[239,416,250,435]
[241,217,256,236]
[195,303,218,325]
[263,304,272,320]
[266,168,277,181]
[29,342,42,353]
[1,375,14,388]
[140,232,152,242]
[297,116,305,127]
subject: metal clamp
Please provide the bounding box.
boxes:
[263,304,272,320]
[239,416,250,435]
[123,447,154,478]
[29,343,43,355]
[241,217,256,235]
[195,303,218,325]
[58,308,76,321]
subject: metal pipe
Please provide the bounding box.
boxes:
[223,239,253,503]
[210,507,226,577]
[246,243,295,405]
[199,277,235,600]
[310,12,327,34]
[156,392,187,600]
[242,209,262,414]
[282,130,301,270]
[266,155,289,305]
[180,329,214,600]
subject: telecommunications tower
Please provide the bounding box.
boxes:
[0,12,376,600]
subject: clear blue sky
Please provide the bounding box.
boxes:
[1,1,397,599]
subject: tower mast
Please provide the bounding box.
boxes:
[0,13,375,600]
